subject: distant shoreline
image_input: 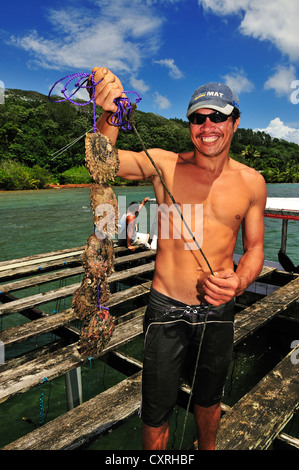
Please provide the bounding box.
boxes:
[48,183,92,189]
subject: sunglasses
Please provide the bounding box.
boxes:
[188,111,232,125]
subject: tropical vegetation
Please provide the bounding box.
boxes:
[0,89,298,190]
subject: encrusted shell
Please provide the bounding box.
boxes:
[81,234,115,280]
[78,311,116,357]
[90,183,119,237]
[85,132,120,184]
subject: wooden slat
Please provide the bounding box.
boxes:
[0,309,75,347]
[0,266,84,294]
[0,311,144,403]
[0,284,80,316]
[234,277,299,344]
[0,250,84,272]
[0,243,126,270]
[0,255,83,281]
[216,344,299,450]
[0,246,85,269]
[257,265,277,279]
[2,371,142,450]
[0,248,155,282]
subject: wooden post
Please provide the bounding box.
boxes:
[65,367,83,410]
[280,219,288,254]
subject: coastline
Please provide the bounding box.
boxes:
[48,183,92,189]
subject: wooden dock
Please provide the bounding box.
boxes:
[0,245,298,450]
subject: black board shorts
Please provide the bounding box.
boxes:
[140,286,235,428]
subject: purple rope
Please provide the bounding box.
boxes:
[48,72,141,132]
[96,282,109,312]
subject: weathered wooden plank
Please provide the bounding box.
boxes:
[216,344,299,450]
[0,284,80,316]
[0,266,84,294]
[0,309,75,346]
[106,280,151,307]
[0,248,155,282]
[0,299,146,402]
[0,243,127,270]
[257,265,277,279]
[0,255,83,281]
[2,371,142,450]
[0,251,84,272]
[234,277,299,344]
[0,246,85,269]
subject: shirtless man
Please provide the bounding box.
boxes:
[91,67,267,450]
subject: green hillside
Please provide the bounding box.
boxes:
[0,88,298,189]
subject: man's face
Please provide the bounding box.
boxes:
[189,108,240,159]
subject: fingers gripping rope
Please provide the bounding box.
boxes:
[48,72,141,132]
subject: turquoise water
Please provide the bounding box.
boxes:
[0,183,298,264]
[0,183,298,449]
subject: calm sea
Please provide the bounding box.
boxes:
[0,183,298,450]
[0,183,298,264]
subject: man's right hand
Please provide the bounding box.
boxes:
[89,67,125,113]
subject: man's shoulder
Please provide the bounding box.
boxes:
[229,158,267,204]
[149,148,179,159]
[230,158,265,181]
[147,148,181,170]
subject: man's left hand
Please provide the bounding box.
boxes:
[203,269,241,306]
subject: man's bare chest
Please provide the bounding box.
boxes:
[166,164,251,227]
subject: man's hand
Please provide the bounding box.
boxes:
[203,269,242,306]
[89,67,125,113]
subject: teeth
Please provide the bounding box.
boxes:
[201,136,218,142]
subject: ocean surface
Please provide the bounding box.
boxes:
[0,183,298,449]
[0,183,298,264]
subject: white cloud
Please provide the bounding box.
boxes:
[221,69,254,94]
[264,65,296,100]
[199,0,299,61]
[129,76,150,94]
[9,1,164,75]
[255,117,299,144]
[153,91,171,109]
[154,59,183,79]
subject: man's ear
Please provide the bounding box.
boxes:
[233,116,241,133]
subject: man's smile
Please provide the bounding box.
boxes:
[200,135,219,143]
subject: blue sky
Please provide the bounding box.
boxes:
[1,0,299,143]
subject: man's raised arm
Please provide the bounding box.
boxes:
[90,67,164,182]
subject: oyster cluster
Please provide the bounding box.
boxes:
[72,132,120,357]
